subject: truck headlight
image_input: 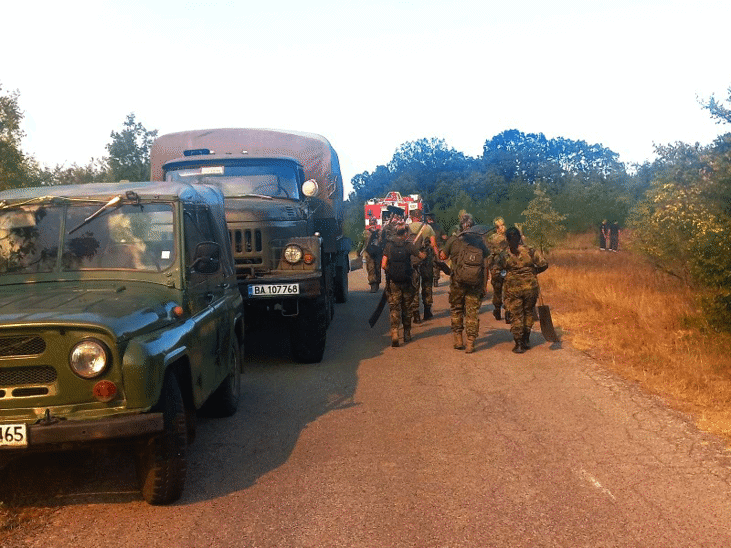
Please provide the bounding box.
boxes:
[70,339,110,379]
[283,244,304,264]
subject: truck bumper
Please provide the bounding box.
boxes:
[240,273,323,300]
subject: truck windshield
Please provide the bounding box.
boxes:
[0,203,175,274]
[165,163,300,200]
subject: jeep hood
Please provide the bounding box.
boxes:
[0,281,179,340]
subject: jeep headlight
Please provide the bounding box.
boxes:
[283,244,304,264]
[70,339,110,379]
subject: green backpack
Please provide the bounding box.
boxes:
[453,237,484,286]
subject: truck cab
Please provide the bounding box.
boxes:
[151,129,351,363]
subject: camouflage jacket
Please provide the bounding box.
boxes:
[485,231,507,271]
[495,244,548,291]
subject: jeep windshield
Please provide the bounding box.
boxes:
[164,161,300,200]
[0,202,175,274]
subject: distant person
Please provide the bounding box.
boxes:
[382,226,426,347]
[609,220,621,252]
[599,219,610,251]
[496,226,548,354]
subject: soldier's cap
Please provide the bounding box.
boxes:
[386,205,405,216]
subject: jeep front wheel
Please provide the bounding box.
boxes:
[136,370,188,505]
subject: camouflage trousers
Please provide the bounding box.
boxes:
[490,270,504,309]
[410,259,434,315]
[448,281,484,339]
[503,284,539,338]
[365,251,382,285]
[388,279,416,331]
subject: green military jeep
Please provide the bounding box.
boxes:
[0,181,244,504]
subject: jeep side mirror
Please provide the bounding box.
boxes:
[192,241,221,274]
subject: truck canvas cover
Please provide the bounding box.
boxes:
[150,128,344,223]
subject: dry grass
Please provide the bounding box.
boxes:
[542,231,731,441]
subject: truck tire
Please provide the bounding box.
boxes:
[334,264,348,303]
[136,370,188,505]
[291,296,327,363]
[201,338,242,417]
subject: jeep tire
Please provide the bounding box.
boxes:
[136,370,187,505]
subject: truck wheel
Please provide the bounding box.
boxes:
[201,338,242,417]
[334,265,348,303]
[291,297,327,363]
[136,370,187,505]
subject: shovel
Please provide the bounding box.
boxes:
[537,289,559,343]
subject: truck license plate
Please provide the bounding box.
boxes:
[248,284,300,297]
[0,423,28,448]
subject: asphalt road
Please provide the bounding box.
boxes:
[3,270,731,547]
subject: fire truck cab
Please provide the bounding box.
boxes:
[364,191,423,226]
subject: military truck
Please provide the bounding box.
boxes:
[150,128,350,363]
[0,181,244,505]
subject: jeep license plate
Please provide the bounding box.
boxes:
[248,283,300,297]
[0,424,28,448]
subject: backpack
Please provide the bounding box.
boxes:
[453,236,485,287]
[365,230,382,256]
[387,241,413,283]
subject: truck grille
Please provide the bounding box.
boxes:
[230,228,263,253]
[0,336,46,357]
[0,366,57,387]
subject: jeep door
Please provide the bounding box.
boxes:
[183,204,232,401]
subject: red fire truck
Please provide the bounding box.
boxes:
[364,191,423,226]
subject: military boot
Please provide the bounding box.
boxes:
[423,305,433,320]
[512,336,525,354]
[493,307,501,321]
[453,332,465,350]
[521,330,531,351]
[433,278,439,287]
[465,337,475,354]
[403,328,412,343]
[370,283,379,293]
[391,329,400,347]
[412,311,421,324]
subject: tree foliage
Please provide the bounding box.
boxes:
[521,185,566,253]
[106,113,157,181]
[0,84,41,190]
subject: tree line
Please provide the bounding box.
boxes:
[2,83,729,329]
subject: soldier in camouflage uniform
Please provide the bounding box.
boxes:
[485,216,507,320]
[495,226,548,353]
[359,218,383,292]
[407,210,440,323]
[441,213,489,353]
[425,213,446,286]
[381,225,425,347]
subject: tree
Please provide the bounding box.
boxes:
[521,185,566,252]
[106,113,157,181]
[0,84,40,190]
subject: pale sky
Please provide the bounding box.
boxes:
[4,0,729,193]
